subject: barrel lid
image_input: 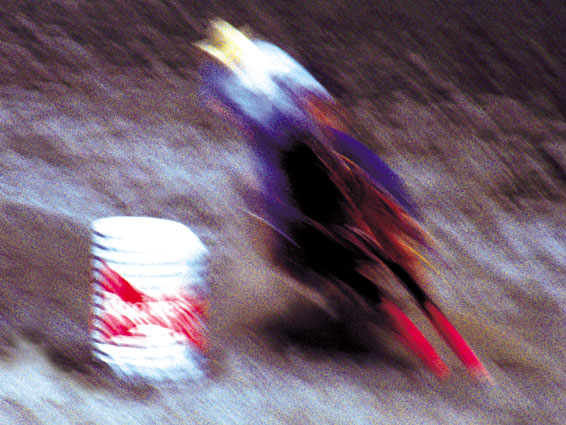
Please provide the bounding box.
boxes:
[91,216,208,260]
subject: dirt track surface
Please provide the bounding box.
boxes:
[1,1,565,424]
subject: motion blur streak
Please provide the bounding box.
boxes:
[0,1,565,424]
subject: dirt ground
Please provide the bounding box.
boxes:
[1,1,565,424]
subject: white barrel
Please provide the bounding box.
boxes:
[90,216,209,382]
